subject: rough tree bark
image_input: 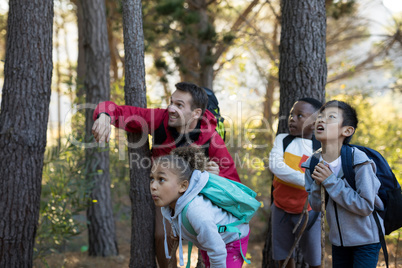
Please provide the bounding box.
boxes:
[277,0,327,133]
[81,0,119,257]
[75,0,86,100]
[0,0,53,266]
[121,0,156,267]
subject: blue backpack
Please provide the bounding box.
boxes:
[309,144,402,268]
[181,173,261,268]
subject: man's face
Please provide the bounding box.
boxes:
[167,90,200,133]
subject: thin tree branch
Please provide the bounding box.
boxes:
[265,0,280,22]
[282,199,309,268]
[212,0,260,63]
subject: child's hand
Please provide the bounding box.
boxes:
[311,163,332,185]
[205,161,220,175]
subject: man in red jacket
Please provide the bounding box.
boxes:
[92,82,240,267]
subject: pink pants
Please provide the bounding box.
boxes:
[200,234,250,268]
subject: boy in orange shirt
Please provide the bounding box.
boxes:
[269,98,322,268]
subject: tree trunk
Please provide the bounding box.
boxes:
[262,217,278,268]
[121,0,156,267]
[263,73,277,145]
[277,0,327,133]
[55,18,62,149]
[0,0,53,266]
[81,0,119,257]
[106,0,120,83]
[75,0,86,100]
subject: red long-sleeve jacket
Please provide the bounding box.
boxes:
[93,101,240,182]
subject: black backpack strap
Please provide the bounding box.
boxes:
[203,139,211,158]
[152,120,168,149]
[340,145,356,190]
[312,135,321,151]
[282,134,296,151]
[373,211,389,268]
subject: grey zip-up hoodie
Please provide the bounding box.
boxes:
[303,147,384,247]
[161,170,249,267]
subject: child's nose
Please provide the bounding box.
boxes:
[289,115,295,122]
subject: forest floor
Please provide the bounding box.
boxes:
[32,193,402,268]
[33,216,402,268]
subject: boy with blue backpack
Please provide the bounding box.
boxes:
[150,146,260,268]
[304,100,385,267]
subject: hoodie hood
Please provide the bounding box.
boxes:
[161,170,209,220]
[160,170,209,266]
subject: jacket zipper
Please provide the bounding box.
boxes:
[333,202,344,246]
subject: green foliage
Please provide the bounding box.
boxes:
[327,0,356,20]
[223,32,236,45]
[155,57,168,70]
[35,142,92,259]
[198,23,217,42]
[155,0,185,16]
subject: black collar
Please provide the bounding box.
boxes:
[169,121,202,147]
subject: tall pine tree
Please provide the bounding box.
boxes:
[121,0,156,266]
[0,0,53,266]
[81,0,119,256]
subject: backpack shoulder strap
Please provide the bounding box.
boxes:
[203,138,211,157]
[308,151,320,174]
[282,134,296,152]
[312,135,321,151]
[152,120,168,147]
[341,145,357,190]
[181,200,197,236]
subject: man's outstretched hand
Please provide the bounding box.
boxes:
[92,113,111,143]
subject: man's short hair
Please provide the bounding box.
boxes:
[320,100,358,144]
[175,82,208,115]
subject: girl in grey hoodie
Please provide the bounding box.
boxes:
[150,147,250,268]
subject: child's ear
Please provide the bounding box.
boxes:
[179,180,189,194]
[342,126,355,138]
